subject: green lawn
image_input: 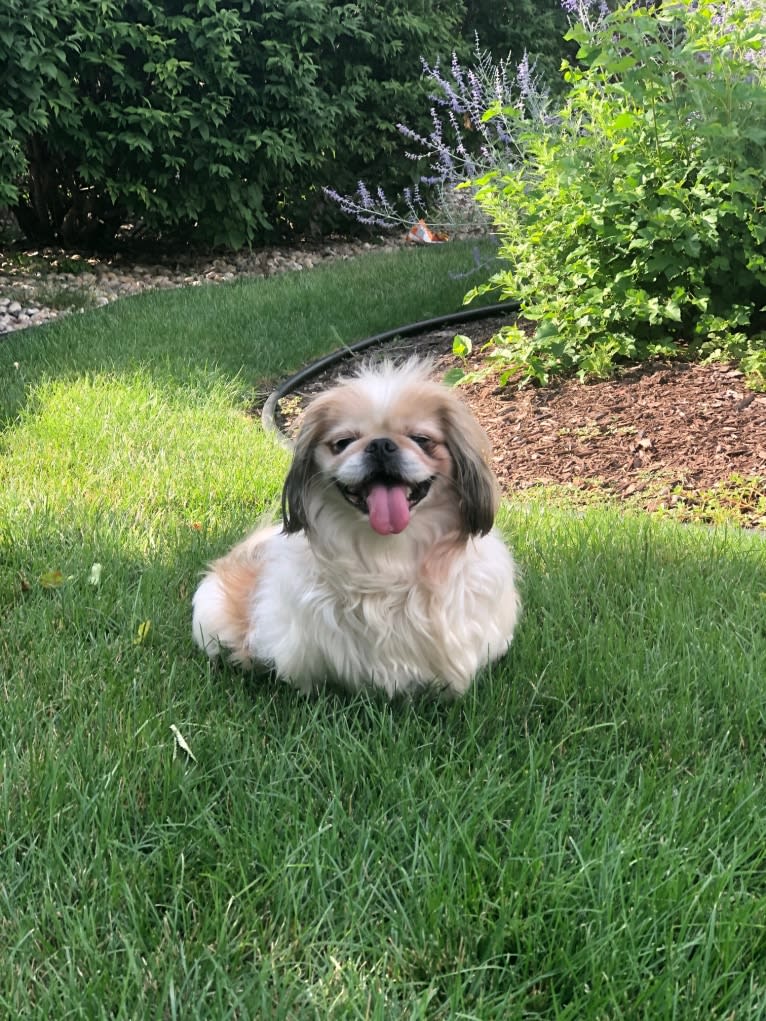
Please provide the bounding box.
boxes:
[1,243,765,1019]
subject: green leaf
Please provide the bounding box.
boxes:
[442,367,466,387]
[452,334,472,359]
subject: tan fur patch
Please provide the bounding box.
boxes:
[208,536,269,660]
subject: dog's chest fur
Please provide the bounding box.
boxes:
[249,529,517,697]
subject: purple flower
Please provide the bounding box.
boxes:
[324,38,549,232]
[517,51,532,99]
[357,181,372,209]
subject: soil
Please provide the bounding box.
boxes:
[269,313,766,529]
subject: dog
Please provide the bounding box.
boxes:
[192,359,520,697]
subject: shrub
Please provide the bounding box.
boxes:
[0,0,52,215]
[2,0,265,246]
[0,0,587,249]
[468,0,766,385]
[323,1,621,238]
[461,0,577,87]
[0,0,469,247]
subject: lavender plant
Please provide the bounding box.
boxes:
[560,0,611,31]
[323,42,552,234]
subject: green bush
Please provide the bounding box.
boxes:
[2,0,265,246]
[462,0,575,89]
[469,0,766,386]
[0,0,48,213]
[0,0,585,249]
[0,0,470,247]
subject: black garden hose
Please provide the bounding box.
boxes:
[261,299,520,444]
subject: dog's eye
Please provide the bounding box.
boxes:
[329,437,355,455]
[409,434,433,450]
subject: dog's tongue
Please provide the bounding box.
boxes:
[367,483,410,535]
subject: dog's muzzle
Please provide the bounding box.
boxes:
[334,438,432,534]
[335,477,433,534]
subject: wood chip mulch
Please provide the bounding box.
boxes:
[270,314,766,529]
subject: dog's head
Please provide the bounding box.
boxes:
[282,359,499,540]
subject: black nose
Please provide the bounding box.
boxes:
[365,438,400,470]
[365,438,399,458]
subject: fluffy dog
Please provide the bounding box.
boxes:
[192,359,520,697]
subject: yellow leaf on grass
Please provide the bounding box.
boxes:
[134,620,152,645]
[39,569,65,589]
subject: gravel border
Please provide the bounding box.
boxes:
[0,238,402,335]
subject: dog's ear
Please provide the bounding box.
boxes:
[281,402,327,534]
[442,398,499,538]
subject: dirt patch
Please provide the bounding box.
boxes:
[268,314,766,529]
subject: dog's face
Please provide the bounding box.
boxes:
[282,361,499,539]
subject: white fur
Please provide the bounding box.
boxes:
[192,360,521,697]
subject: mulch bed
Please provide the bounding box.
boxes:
[268,314,766,528]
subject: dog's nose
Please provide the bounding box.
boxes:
[365,437,399,464]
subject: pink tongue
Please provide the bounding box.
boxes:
[366,484,411,535]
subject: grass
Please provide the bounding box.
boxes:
[0,240,498,426]
[514,474,766,531]
[1,242,765,1018]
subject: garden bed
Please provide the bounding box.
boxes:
[272,314,766,529]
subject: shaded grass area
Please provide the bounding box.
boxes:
[1,245,765,1018]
